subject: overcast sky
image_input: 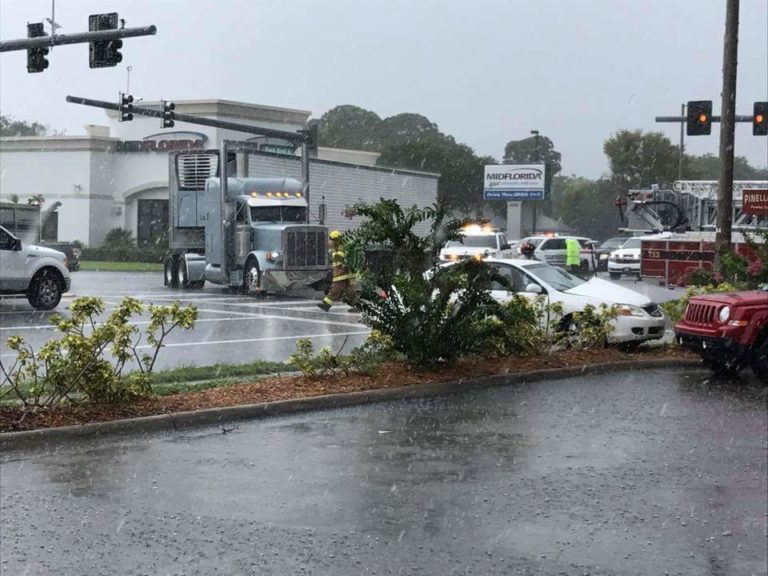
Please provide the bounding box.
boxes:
[1,0,766,178]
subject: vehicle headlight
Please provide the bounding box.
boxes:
[600,254,609,260]
[266,251,281,262]
[718,306,731,323]
[616,304,645,317]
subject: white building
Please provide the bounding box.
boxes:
[0,99,437,246]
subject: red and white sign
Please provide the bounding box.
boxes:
[743,189,768,216]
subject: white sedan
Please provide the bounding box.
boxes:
[480,258,666,344]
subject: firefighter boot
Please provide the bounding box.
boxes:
[317,296,333,312]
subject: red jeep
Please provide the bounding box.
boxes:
[674,288,768,382]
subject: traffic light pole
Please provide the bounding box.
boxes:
[716,0,740,260]
[0,26,157,52]
[65,95,312,144]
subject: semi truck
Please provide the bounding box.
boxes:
[163,141,329,294]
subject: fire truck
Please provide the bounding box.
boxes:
[615,181,767,286]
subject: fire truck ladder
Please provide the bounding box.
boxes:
[672,180,768,231]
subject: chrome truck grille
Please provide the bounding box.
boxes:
[283,227,328,270]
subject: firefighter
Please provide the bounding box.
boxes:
[565,237,582,276]
[318,230,358,312]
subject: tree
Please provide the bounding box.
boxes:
[317,105,383,151]
[553,176,622,240]
[603,130,679,190]
[377,113,441,146]
[0,114,48,137]
[685,153,768,180]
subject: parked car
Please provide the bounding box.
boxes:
[516,235,597,273]
[439,226,513,262]
[674,288,768,381]
[607,236,643,279]
[40,241,81,271]
[0,225,71,310]
[464,258,666,345]
[596,237,630,271]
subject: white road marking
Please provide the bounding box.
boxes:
[0,315,265,332]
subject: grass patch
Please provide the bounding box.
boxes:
[79,261,164,272]
[148,360,288,385]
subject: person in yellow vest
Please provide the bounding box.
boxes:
[318,230,358,311]
[565,237,582,276]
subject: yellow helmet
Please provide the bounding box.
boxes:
[329,230,342,240]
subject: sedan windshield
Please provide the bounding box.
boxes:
[525,263,586,292]
[446,236,497,249]
[250,206,307,222]
[621,237,642,249]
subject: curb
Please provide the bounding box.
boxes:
[0,359,702,452]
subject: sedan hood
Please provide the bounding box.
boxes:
[565,277,652,306]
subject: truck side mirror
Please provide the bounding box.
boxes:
[12,238,22,251]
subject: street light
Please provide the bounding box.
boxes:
[530,130,540,234]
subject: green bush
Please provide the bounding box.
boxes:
[287,331,396,379]
[103,227,135,249]
[661,282,738,324]
[0,297,198,407]
[564,303,619,349]
[81,245,167,263]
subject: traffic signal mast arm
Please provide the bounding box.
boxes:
[66,95,315,144]
[0,26,157,52]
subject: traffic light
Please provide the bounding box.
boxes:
[754,101,768,136]
[306,120,319,154]
[120,93,134,122]
[89,13,120,68]
[26,22,49,73]
[686,101,712,136]
[161,100,176,128]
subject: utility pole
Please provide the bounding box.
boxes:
[715,0,740,263]
[531,129,540,235]
[678,103,685,181]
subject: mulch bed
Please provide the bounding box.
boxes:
[0,347,697,433]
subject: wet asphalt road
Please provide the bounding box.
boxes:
[2,368,766,575]
[0,271,684,370]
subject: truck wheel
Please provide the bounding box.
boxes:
[176,259,189,289]
[164,256,178,289]
[243,258,263,296]
[751,335,768,383]
[27,268,63,310]
[609,272,621,280]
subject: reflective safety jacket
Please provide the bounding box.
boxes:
[565,238,581,266]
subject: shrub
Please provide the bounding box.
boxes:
[287,331,396,379]
[0,297,198,407]
[80,245,167,263]
[563,303,620,349]
[661,282,737,324]
[103,227,135,249]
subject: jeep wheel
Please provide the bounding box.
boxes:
[27,269,63,310]
[751,336,768,384]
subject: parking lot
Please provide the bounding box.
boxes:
[0,270,685,370]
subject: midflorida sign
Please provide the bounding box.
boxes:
[484,164,546,200]
[115,131,208,152]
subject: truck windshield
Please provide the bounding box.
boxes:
[446,236,497,249]
[250,206,307,223]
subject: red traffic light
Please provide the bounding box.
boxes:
[754,102,768,136]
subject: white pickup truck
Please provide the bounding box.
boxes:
[0,225,71,310]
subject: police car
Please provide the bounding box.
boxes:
[439,225,513,262]
[516,235,596,272]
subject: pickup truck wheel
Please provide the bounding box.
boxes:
[751,335,768,383]
[27,269,63,310]
[609,272,621,280]
[243,259,263,296]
